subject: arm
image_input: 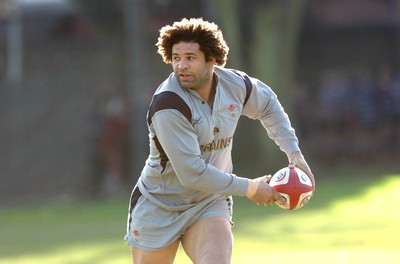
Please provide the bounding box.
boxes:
[152,110,249,196]
[242,78,315,187]
[242,78,300,156]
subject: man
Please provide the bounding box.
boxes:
[124,18,315,264]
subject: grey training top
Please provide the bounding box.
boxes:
[137,66,300,211]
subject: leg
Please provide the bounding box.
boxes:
[131,239,180,264]
[181,217,233,264]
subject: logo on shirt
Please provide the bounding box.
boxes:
[200,136,233,152]
[228,104,237,118]
[213,126,220,136]
[192,116,203,126]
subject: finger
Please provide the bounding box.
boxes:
[299,166,315,187]
[275,195,287,207]
[292,163,315,187]
[261,175,271,182]
[299,165,312,178]
[264,175,272,183]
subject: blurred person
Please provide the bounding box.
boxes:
[88,96,131,198]
[124,18,314,264]
[375,65,393,124]
[317,70,353,130]
[346,68,381,159]
[374,66,394,153]
[101,97,131,181]
[293,81,315,139]
[316,70,349,161]
[353,68,378,129]
[389,71,400,151]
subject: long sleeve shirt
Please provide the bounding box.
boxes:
[137,66,300,211]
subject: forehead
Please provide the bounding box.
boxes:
[172,41,202,55]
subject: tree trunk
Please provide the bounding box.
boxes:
[216,0,242,68]
[218,0,306,175]
[253,0,306,111]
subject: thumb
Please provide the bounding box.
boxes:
[264,174,272,183]
[254,175,271,182]
[272,189,287,207]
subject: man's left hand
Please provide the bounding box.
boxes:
[289,151,315,188]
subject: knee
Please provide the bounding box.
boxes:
[196,251,232,264]
[195,242,232,264]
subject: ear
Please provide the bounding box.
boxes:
[208,57,217,65]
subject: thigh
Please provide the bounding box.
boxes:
[181,217,233,264]
[131,239,180,264]
[125,192,182,250]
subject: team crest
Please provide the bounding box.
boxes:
[228,104,237,118]
[133,229,140,242]
[213,126,220,136]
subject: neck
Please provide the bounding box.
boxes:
[198,73,216,107]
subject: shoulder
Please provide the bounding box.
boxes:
[215,66,246,86]
[148,74,192,125]
[215,66,253,106]
[215,66,253,91]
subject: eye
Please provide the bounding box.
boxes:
[188,56,195,60]
[172,56,180,62]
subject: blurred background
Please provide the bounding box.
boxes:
[1,0,399,207]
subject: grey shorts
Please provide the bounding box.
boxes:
[124,188,233,251]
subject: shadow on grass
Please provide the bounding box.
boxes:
[0,198,130,259]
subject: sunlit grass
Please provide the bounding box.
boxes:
[227,174,400,264]
[0,242,129,264]
[1,169,399,264]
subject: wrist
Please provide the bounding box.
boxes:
[288,150,301,159]
[246,179,258,198]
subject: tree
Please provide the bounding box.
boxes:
[217,0,307,174]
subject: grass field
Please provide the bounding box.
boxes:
[1,166,399,264]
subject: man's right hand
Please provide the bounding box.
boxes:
[246,176,287,207]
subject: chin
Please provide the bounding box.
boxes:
[178,81,193,90]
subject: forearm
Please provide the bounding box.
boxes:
[175,162,249,196]
[261,114,300,156]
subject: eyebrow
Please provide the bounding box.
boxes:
[172,52,198,56]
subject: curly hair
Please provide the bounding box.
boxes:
[156,18,229,66]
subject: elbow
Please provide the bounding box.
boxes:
[178,169,205,190]
[172,154,209,190]
[179,179,199,190]
[176,163,208,191]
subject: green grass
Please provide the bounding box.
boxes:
[1,166,400,264]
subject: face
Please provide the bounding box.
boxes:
[171,42,215,91]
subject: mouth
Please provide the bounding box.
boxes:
[178,73,192,81]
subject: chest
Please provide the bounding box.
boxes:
[189,88,243,146]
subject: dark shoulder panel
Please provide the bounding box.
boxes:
[147,91,192,126]
[230,70,253,107]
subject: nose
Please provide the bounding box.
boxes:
[177,59,188,69]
